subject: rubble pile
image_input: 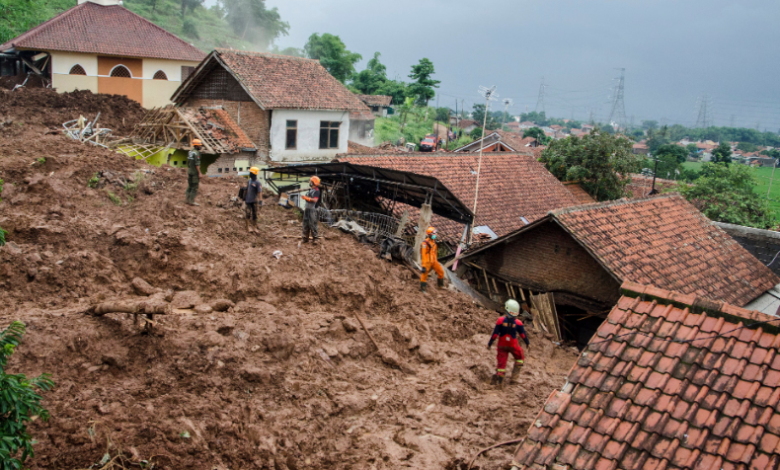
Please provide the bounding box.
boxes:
[0,89,578,470]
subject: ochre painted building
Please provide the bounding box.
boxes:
[0,0,205,108]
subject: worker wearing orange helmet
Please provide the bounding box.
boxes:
[244,167,262,233]
[420,226,445,292]
[301,176,321,243]
[185,138,203,206]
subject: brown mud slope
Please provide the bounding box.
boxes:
[0,91,578,470]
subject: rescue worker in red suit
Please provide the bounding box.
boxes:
[420,226,444,293]
[487,299,530,388]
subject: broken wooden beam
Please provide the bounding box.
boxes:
[91,300,171,316]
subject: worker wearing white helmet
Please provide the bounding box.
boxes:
[487,299,530,388]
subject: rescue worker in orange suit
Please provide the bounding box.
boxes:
[301,176,320,243]
[487,299,530,388]
[420,226,445,293]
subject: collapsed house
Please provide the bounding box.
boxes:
[356,94,393,117]
[332,152,579,249]
[457,195,779,346]
[0,0,204,107]
[161,49,370,167]
[509,282,780,470]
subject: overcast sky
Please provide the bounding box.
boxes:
[262,0,780,130]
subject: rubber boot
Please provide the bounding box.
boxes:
[497,375,505,390]
[251,220,259,234]
[437,278,445,289]
[490,374,499,386]
[511,362,523,382]
[245,219,251,233]
[420,282,428,293]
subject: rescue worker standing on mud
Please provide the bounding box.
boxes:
[301,176,320,243]
[487,299,530,388]
[420,226,445,292]
[185,139,203,206]
[245,167,262,233]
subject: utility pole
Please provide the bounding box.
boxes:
[649,157,660,195]
[473,85,497,231]
[607,68,627,130]
[535,77,546,114]
[502,98,513,129]
[767,159,777,200]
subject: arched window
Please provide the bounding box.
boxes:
[109,65,132,78]
[69,64,86,75]
[152,70,168,80]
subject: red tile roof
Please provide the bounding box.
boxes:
[210,49,369,112]
[552,195,779,306]
[209,108,256,150]
[563,182,596,205]
[512,282,780,470]
[459,119,478,128]
[338,153,578,241]
[356,94,392,107]
[0,2,205,61]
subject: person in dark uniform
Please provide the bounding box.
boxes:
[301,176,320,243]
[185,139,203,206]
[245,167,262,233]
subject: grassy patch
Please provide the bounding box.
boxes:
[107,191,122,206]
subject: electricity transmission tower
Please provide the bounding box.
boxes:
[535,77,546,114]
[695,94,713,128]
[607,68,627,130]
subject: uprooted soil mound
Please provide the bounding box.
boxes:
[0,107,578,469]
[0,87,145,134]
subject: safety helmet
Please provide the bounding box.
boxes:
[505,299,520,314]
[426,226,437,235]
[192,139,202,147]
[310,176,321,186]
[249,167,259,175]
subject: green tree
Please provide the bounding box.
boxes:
[646,126,670,154]
[711,142,733,165]
[220,0,288,49]
[375,80,407,107]
[0,0,73,43]
[655,144,688,164]
[470,127,484,140]
[351,52,388,95]
[641,120,658,130]
[398,97,415,133]
[304,33,362,83]
[523,127,550,145]
[679,163,767,227]
[407,58,440,106]
[539,128,643,201]
[435,107,451,123]
[271,45,304,57]
[471,104,498,130]
[736,141,758,153]
[686,143,698,159]
[0,321,55,468]
[519,111,548,126]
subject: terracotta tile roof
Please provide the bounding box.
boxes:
[563,182,596,205]
[552,195,779,306]
[356,94,392,107]
[0,2,205,61]
[212,49,370,111]
[513,282,780,470]
[337,153,578,241]
[459,119,478,128]
[625,174,681,198]
[507,121,520,128]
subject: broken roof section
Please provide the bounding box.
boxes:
[338,153,578,241]
[133,106,256,154]
[512,282,780,470]
[0,1,205,61]
[172,49,369,112]
[265,161,474,224]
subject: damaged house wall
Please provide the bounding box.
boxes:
[472,220,621,308]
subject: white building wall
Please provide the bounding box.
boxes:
[269,109,350,162]
[51,51,98,75]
